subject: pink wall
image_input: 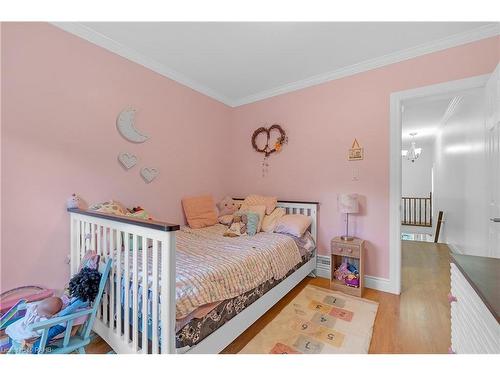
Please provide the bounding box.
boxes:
[1,23,231,292]
[1,22,498,291]
[228,36,500,278]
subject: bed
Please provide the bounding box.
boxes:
[68,200,318,354]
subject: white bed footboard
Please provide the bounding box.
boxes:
[68,208,179,354]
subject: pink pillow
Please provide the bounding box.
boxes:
[274,214,312,237]
[182,195,218,229]
[240,194,277,215]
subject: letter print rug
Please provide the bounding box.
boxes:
[239,285,378,354]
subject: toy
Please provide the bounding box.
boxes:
[333,261,360,288]
[126,206,153,220]
[333,262,350,281]
[0,300,27,331]
[3,251,103,354]
[217,196,239,217]
[66,194,85,210]
[68,267,102,303]
[224,214,248,237]
[0,286,54,316]
[344,276,359,288]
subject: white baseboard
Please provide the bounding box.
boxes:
[316,255,395,294]
[364,275,394,293]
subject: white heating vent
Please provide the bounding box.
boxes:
[316,255,331,279]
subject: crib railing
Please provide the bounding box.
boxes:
[68,208,179,354]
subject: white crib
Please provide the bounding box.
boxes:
[68,200,318,354]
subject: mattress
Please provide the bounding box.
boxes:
[176,245,315,349]
[115,227,315,349]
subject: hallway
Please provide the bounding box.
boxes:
[366,241,451,353]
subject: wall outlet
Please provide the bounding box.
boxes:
[352,167,359,181]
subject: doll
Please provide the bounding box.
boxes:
[5,297,63,352]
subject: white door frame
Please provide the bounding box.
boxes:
[389,74,490,294]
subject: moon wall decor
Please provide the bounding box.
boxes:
[116,108,149,143]
[140,167,159,183]
[118,152,138,170]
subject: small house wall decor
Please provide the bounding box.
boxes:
[348,138,364,161]
[251,124,288,177]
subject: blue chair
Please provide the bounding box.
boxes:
[19,259,112,354]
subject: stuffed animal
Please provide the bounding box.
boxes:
[333,262,350,281]
[217,196,239,216]
[224,213,248,237]
[66,194,85,210]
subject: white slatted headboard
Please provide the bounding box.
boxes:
[233,199,319,243]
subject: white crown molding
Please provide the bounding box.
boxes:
[232,23,500,107]
[51,22,499,108]
[50,22,234,107]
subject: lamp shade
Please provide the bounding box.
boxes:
[338,193,359,214]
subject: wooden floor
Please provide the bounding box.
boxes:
[88,240,451,354]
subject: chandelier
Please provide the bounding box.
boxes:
[402,132,422,163]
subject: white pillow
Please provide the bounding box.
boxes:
[262,207,286,233]
[274,214,312,237]
[239,205,266,232]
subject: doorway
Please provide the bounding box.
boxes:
[389,72,497,294]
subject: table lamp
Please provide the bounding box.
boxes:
[338,193,359,241]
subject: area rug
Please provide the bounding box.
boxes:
[239,285,378,354]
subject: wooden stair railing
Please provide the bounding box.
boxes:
[401,192,432,227]
[434,211,444,243]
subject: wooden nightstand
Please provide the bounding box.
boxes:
[330,236,365,297]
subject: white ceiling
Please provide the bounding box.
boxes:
[54,22,499,107]
[402,96,452,145]
[402,88,483,146]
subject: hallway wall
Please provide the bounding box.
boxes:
[433,89,488,255]
[402,139,434,198]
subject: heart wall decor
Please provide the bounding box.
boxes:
[251,124,288,177]
[140,167,159,183]
[118,152,138,170]
[251,124,288,157]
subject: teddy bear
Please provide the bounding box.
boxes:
[66,193,86,210]
[217,196,239,225]
[217,196,238,215]
[223,213,248,237]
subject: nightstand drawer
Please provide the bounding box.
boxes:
[331,244,360,258]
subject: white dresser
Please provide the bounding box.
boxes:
[450,255,500,354]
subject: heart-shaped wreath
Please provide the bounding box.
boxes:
[251,124,288,157]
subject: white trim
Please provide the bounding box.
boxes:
[51,22,499,108]
[364,276,393,294]
[316,255,392,293]
[230,24,499,106]
[50,22,233,107]
[389,74,490,295]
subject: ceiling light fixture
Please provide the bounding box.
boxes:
[402,132,422,162]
